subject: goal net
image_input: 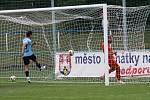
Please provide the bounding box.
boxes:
[0,4,149,85]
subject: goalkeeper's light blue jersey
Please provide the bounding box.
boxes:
[22,37,33,57]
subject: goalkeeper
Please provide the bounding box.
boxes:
[101,35,123,83]
[21,31,45,83]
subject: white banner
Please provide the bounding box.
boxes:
[55,51,150,77]
[117,51,150,76]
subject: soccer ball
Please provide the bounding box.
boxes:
[10,76,16,81]
[68,50,74,56]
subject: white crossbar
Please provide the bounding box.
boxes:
[0,4,106,14]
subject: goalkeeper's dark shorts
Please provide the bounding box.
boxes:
[23,54,36,65]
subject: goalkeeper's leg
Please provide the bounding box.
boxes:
[109,65,120,81]
[100,60,121,82]
[115,65,121,81]
[109,60,123,83]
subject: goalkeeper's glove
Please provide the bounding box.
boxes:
[114,52,117,56]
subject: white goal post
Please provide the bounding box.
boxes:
[0,4,149,85]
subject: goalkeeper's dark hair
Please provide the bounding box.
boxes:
[26,31,32,37]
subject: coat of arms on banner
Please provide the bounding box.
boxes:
[59,54,72,76]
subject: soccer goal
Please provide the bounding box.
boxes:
[0,4,149,85]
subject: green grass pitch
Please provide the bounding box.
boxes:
[0,81,150,100]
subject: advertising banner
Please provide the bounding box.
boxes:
[55,52,150,77]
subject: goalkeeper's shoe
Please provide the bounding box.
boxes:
[117,80,124,84]
[26,77,31,83]
[100,74,105,80]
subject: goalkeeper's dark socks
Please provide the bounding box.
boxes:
[25,71,29,77]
